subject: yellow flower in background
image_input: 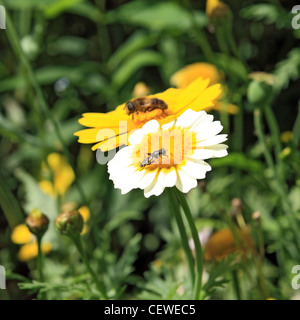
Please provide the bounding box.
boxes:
[78,206,91,235]
[74,77,222,152]
[11,224,52,262]
[171,63,238,115]
[133,82,151,98]
[18,242,52,262]
[206,0,229,21]
[204,227,254,262]
[171,63,221,88]
[39,153,75,197]
[280,131,292,143]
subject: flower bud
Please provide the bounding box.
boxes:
[56,211,84,237]
[206,0,230,24]
[25,209,49,238]
[247,80,273,107]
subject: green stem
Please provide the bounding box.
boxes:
[71,236,108,299]
[231,270,241,300]
[254,109,276,171]
[292,103,300,147]
[174,188,203,300]
[36,236,47,300]
[264,106,283,168]
[167,189,195,287]
[3,9,87,206]
[36,236,44,283]
[190,28,215,62]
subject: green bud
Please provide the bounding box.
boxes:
[247,80,273,107]
[56,211,84,237]
[25,209,49,238]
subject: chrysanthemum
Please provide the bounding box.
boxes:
[171,63,238,114]
[107,109,228,198]
[74,77,221,152]
[204,227,254,262]
[11,224,52,262]
[39,153,75,197]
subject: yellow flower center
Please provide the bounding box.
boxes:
[133,128,196,170]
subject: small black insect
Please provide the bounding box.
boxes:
[140,148,167,168]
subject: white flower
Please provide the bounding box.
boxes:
[107,109,228,198]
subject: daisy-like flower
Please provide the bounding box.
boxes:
[171,63,238,114]
[11,224,52,262]
[39,153,75,197]
[74,77,221,152]
[108,109,228,198]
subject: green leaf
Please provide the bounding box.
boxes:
[111,50,164,89]
[209,152,263,173]
[106,1,195,32]
[274,48,300,90]
[43,0,85,18]
[203,254,239,298]
[240,4,291,29]
[109,234,142,289]
[108,31,160,70]
[0,63,105,93]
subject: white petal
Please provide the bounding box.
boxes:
[190,111,214,131]
[161,120,175,130]
[144,170,166,198]
[195,121,223,141]
[189,144,228,160]
[129,120,160,145]
[163,167,177,187]
[181,159,211,179]
[175,109,200,128]
[197,134,228,147]
[138,169,158,190]
[175,170,198,193]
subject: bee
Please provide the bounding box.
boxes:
[124,97,168,119]
[140,148,167,168]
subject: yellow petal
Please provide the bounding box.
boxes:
[171,62,221,88]
[39,180,56,197]
[17,241,52,262]
[78,206,90,222]
[11,224,32,245]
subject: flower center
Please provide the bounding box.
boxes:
[134,128,196,170]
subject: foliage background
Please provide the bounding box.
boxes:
[0,0,300,300]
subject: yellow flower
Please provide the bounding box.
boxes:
[11,224,52,262]
[18,242,52,262]
[204,227,254,262]
[74,77,222,152]
[171,63,221,88]
[206,0,229,21]
[133,82,151,98]
[78,206,90,235]
[39,153,75,197]
[280,131,293,143]
[11,224,32,244]
[171,63,238,115]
